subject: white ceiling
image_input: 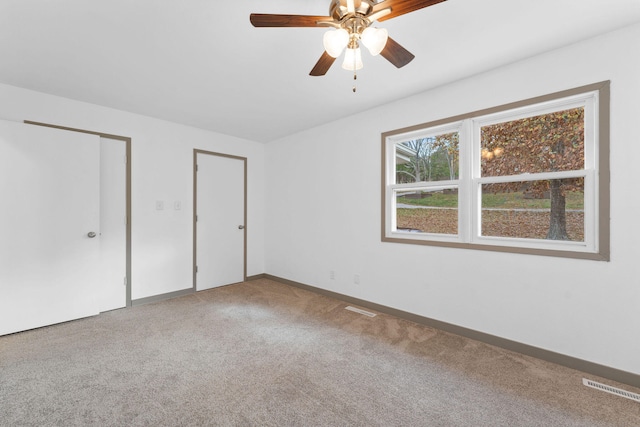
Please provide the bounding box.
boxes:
[1,0,639,143]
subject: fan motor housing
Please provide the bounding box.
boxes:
[330,0,374,21]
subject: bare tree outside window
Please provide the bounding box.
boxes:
[396,132,459,184]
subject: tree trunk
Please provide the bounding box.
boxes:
[546,179,569,240]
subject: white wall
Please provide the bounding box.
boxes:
[265,23,640,374]
[0,84,265,300]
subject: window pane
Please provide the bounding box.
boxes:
[480,178,584,241]
[395,132,459,184]
[395,189,458,234]
[481,107,584,177]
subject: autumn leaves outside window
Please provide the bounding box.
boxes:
[479,107,586,242]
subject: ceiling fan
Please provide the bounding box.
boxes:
[250,0,447,77]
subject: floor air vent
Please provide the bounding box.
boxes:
[582,378,640,403]
[345,306,376,317]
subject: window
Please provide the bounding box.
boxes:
[382,82,609,260]
[393,126,461,237]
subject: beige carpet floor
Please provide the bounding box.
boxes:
[1,278,639,426]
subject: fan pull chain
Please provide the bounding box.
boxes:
[353,70,357,93]
[352,45,357,93]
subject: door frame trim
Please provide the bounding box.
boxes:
[193,149,248,291]
[24,120,133,308]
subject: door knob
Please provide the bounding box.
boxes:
[87,232,97,238]
[238,225,245,230]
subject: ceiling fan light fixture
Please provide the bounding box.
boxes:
[361,27,388,56]
[342,46,363,71]
[323,28,350,58]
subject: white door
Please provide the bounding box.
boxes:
[99,137,127,312]
[195,152,245,291]
[0,120,101,336]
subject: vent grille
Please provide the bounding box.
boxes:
[345,306,376,317]
[583,378,640,403]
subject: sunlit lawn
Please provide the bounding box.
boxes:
[398,191,584,210]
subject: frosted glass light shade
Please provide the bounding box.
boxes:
[361,27,388,56]
[342,47,363,70]
[323,29,349,58]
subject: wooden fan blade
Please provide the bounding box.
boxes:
[250,14,333,27]
[372,0,447,22]
[380,37,415,68]
[309,52,336,76]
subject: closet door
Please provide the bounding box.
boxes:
[0,120,100,335]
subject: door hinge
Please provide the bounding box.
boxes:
[124,276,128,286]
[196,215,198,222]
[196,164,199,172]
[195,266,198,273]
[124,154,128,164]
